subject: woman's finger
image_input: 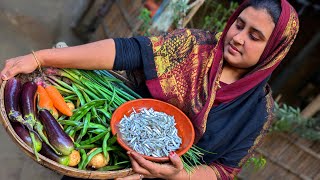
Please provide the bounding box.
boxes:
[3,63,22,80]
[129,151,158,173]
[0,59,16,80]
[128,152,150,175]
[130,151,183,179]
[169,151,184,171]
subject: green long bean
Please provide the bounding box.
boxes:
[79,131,108,146]
[81,148,103,170]
[76,112,91,143]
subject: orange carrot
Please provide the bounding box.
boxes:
[37,85,59,119]
[45,85,73,117]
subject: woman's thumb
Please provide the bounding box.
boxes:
[169,152,183,170]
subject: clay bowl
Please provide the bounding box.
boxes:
[110,98,195,162]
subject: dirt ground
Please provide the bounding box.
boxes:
[0,0,85,179]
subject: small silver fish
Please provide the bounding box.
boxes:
[118,108,182,157]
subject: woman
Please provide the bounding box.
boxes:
[0,0,299,179]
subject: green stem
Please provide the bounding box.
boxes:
[98,70,142,99]
[48,76,74,91]
[29,132,40,161]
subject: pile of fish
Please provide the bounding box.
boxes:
[118,108,182,157]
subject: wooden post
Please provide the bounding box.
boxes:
[301,93,320,118]
[150,0,204,33]
[150,0,186,33]
[182,0,205,28]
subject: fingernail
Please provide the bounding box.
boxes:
[169,151,176,157]
[1,74,7,80]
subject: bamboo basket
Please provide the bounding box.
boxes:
[0,80,133,179]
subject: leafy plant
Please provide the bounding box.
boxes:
[189,0,238,32]
[202,1,238,32]
[272,102,320,141]
[272,103,302,132]
[171,0,189,28]
[138,8,152,36]
[244,155,267,171]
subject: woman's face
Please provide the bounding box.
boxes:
[223,7,275,69]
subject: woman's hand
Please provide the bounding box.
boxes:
[0,54,38,83]
[116,151,184,180]
[0,39,117,85]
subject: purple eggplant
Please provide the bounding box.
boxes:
[5,78,40,160]
[40,142,70,166]
[4,78,29,127]
[12,122,42,152]
[21,81,38,128]
[4,78,21,119]
[39,109,74,156]
[20,81,62,155]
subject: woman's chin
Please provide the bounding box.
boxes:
[224,53,240,66]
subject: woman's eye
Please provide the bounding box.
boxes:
[250,34,259,41]
[236,24,244,30]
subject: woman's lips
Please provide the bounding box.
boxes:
[228,44,241,55]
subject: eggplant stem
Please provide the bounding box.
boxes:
[24,114,37,128]
[29,132,40,161]
[9,111,31,129]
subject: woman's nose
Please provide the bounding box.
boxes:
[233,32,245,45]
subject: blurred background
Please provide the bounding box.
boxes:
[0,0,319,179]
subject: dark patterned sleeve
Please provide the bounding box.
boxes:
[113,36,153,71]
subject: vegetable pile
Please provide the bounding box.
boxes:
[5,68,140,170]
[5,68,206,173]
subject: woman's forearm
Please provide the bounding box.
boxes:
[170,165,217,180]
[37,39,116,70]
